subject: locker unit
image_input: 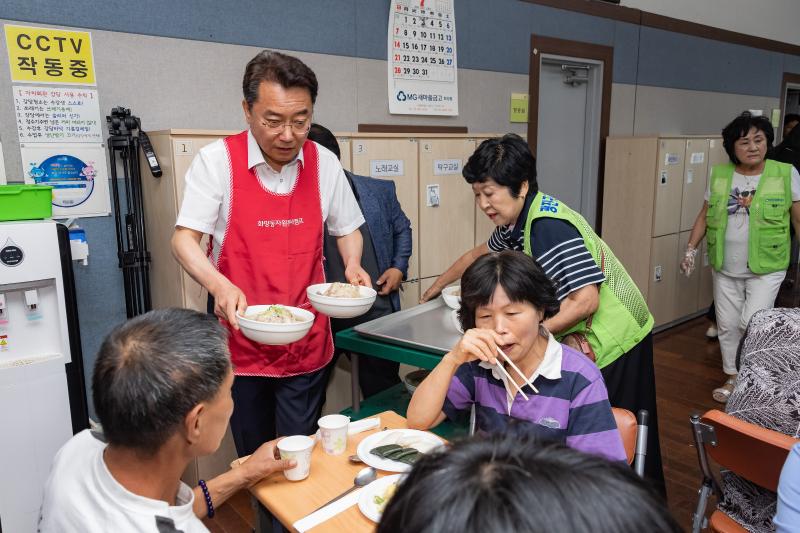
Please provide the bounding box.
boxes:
[350,137,421,284]
[140,130,235,313]
[680,138,710,232]
[653,139,686,237]
[345,132,502,310]
[603,135,722,328]
[337,136,352,171]
[648,233,679,327]
[400,280,420,310]
[418,138,476,278]
[138,129,240,487]
[676,231,701,317]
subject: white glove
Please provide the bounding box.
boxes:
[680,244,698,277]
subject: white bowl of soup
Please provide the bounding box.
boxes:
[306,282,377,318]
[237,305,315,345]
[441,285,461,310]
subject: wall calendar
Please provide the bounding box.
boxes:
[387,0,458,116]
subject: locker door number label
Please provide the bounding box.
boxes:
[690,152,705,164]
[370,159,404,177]
[664,153,680,165]
[433,159,462,175]
[174,140,193,156]
[355,143,366,154]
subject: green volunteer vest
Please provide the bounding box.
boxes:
[524,192,654,368]
[706,160,792,274]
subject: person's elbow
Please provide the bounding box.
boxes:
[171,227,188,258]
[405,414,429,430]
[406,400,438,430]
[576,285,600,316]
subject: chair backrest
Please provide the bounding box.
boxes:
[700,409,798,492]
[612,407,636,465]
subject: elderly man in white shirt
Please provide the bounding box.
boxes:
[171,50,370,460]
[39,309,295,533]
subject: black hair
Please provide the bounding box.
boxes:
[721,111,774,164]
[462,133,538,198]
[458,251,560,330]
[378,432,681,533]
[242,50,318,108]
[307,123,341,159]
[784,113,800,127]
[92,308,230,453]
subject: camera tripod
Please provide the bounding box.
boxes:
[106,107,161,318]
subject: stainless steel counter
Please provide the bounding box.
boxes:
[353,298,462,354]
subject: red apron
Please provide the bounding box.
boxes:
[214,131,333,377]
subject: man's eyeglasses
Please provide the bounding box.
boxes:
[260,117,311,135]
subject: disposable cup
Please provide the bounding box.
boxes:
[277,435,315,481]
[318,414,349,455]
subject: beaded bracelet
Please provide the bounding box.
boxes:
[198,479,215,518]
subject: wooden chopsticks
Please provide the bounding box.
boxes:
[496,346,539,398]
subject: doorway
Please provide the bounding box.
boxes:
[779,72,800,142]
[528,35,613,231]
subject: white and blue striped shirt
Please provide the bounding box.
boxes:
[487,199,604,300]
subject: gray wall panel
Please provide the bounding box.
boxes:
[1,0,359,57]
[354,0,389,60]
[632,84,779,136]
[609,83,636,136]
[637,26,784,97]
[611,22,641,85]
[783,53,800,76]
[2,0,798,96]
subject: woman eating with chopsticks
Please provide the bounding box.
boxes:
[407,251,626,462]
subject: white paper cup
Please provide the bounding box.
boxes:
[318,414,349,455]
[277,435,315,481]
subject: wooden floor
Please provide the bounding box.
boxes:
[204,317,725,532]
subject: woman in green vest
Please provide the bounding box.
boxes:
[680,111,800,403]
[421,134,664,493]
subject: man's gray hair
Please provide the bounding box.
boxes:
[92,308,230,452]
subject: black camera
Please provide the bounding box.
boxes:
[107,107,140,136]
[106,107,162,177]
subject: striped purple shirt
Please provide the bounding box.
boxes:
[443,342,626,462]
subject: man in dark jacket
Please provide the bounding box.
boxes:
[308,124,413,397]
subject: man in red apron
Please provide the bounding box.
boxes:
[172,51,370,457]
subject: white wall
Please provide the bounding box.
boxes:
[623,0,800,46]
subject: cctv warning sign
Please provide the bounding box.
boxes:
[5,25,96,85]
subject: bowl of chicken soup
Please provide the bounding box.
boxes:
[237,305,315,345]
[306,282,377,318]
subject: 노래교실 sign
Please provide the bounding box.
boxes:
[5,25,96,85]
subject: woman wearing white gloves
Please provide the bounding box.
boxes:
[681,111,800,403]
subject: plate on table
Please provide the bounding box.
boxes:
[358,473,403,523]
[356,429,445,473]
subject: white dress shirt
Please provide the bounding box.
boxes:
[176,130,364,263]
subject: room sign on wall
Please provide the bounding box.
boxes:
[387,0,458,116]
[4,24,96,85]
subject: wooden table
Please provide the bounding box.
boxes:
[249,410,413,533]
